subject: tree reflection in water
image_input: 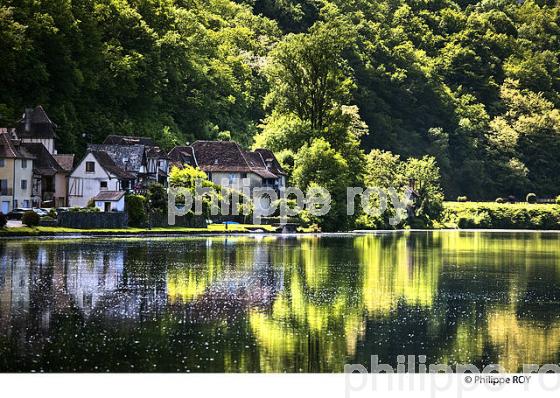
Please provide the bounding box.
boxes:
[0,232,559,372]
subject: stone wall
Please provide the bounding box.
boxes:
[58,212,129,229]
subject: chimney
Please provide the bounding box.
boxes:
[24,108,32,133]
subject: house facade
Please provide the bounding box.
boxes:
[0,133,35,213]
[2,106,76,208]
[20,143,69,207]
[92,191,126,212]
[168,141,286,192]
[68,151,134,208]
[101,136,170,187]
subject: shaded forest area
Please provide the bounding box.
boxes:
[1,0,559,200]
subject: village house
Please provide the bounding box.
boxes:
[0,132,35,213]
[67,150,135,208]
[68,135,169,209]
[20,143,70,207]
[168,141,286,191]
[1,106,77,208]
[92,191,126,212]
[102,135,170,187]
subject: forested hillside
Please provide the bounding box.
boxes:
[1,0,559,200]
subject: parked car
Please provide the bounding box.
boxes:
[7,208,32,220]
[56,207,72,213]
[32,208,49,217]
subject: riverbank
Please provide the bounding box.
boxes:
[0,223,279,237]
[3,202,559,238]
[440,202,560,229]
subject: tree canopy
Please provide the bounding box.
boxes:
[2,0,560,203]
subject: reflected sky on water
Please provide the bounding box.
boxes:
[1,231,560,372]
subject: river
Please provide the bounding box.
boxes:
[0,231,559,372]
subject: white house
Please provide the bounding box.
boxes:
[92,191,125,212]
[68,150,134,208]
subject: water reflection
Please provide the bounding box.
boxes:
[0,232,559,372]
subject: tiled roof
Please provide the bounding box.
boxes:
[191,141,253,172]
[168,146,197,167]
[103,135,156,146]
[53,154,75,172]
[168,141,285,179]
[243,150,279,179]
[88,144,145,174]
[15,106,57,139]
[254,148,286,176]
[0,133,35,159]
[89,150,135,179]
[146,146,169,159]
[21,142,63,176]
[92,190,126,201]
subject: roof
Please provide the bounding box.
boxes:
[146,146,169,159]
[88,144,145,174]
[53,154,75,172]
[103,135,155,146]
[89,150,136,179]
[168,141,285,179]
[168,146,197,167]
[254,148,286,176]
[21,142,63,176]
[191,141,253,172]
[92,191,126,201]
[0,133,35,159]
[15,106,57,139]
[243,150,279,178]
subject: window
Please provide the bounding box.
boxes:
[0,159,4,167]
[100,181,108,189]
[241,173,248,179]
[21,159,27,169]
[0,180,8,195]
[21,180,27,190]
[22,200,29,208]
[86,161,95,173]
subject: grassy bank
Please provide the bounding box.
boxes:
[441,202,560,229]
[0,223,279,237]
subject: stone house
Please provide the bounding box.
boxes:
[168,141,286,192]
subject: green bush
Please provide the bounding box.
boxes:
[126,194,147,227]
[48,208,57,218]
[443,202,560,230]
[457,196,468,202]
[495,197,505,204]
[526,193,537,204]
[556,195,560,205]
[0,212,7,228]
[22,211,40,227]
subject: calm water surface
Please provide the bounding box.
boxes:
[1,231,559,372]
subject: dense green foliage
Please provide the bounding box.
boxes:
[358,150,445,229]
[21,210,39,227]
[443,202,560,229]
[126,194,147,227]
[2,0,560,208]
